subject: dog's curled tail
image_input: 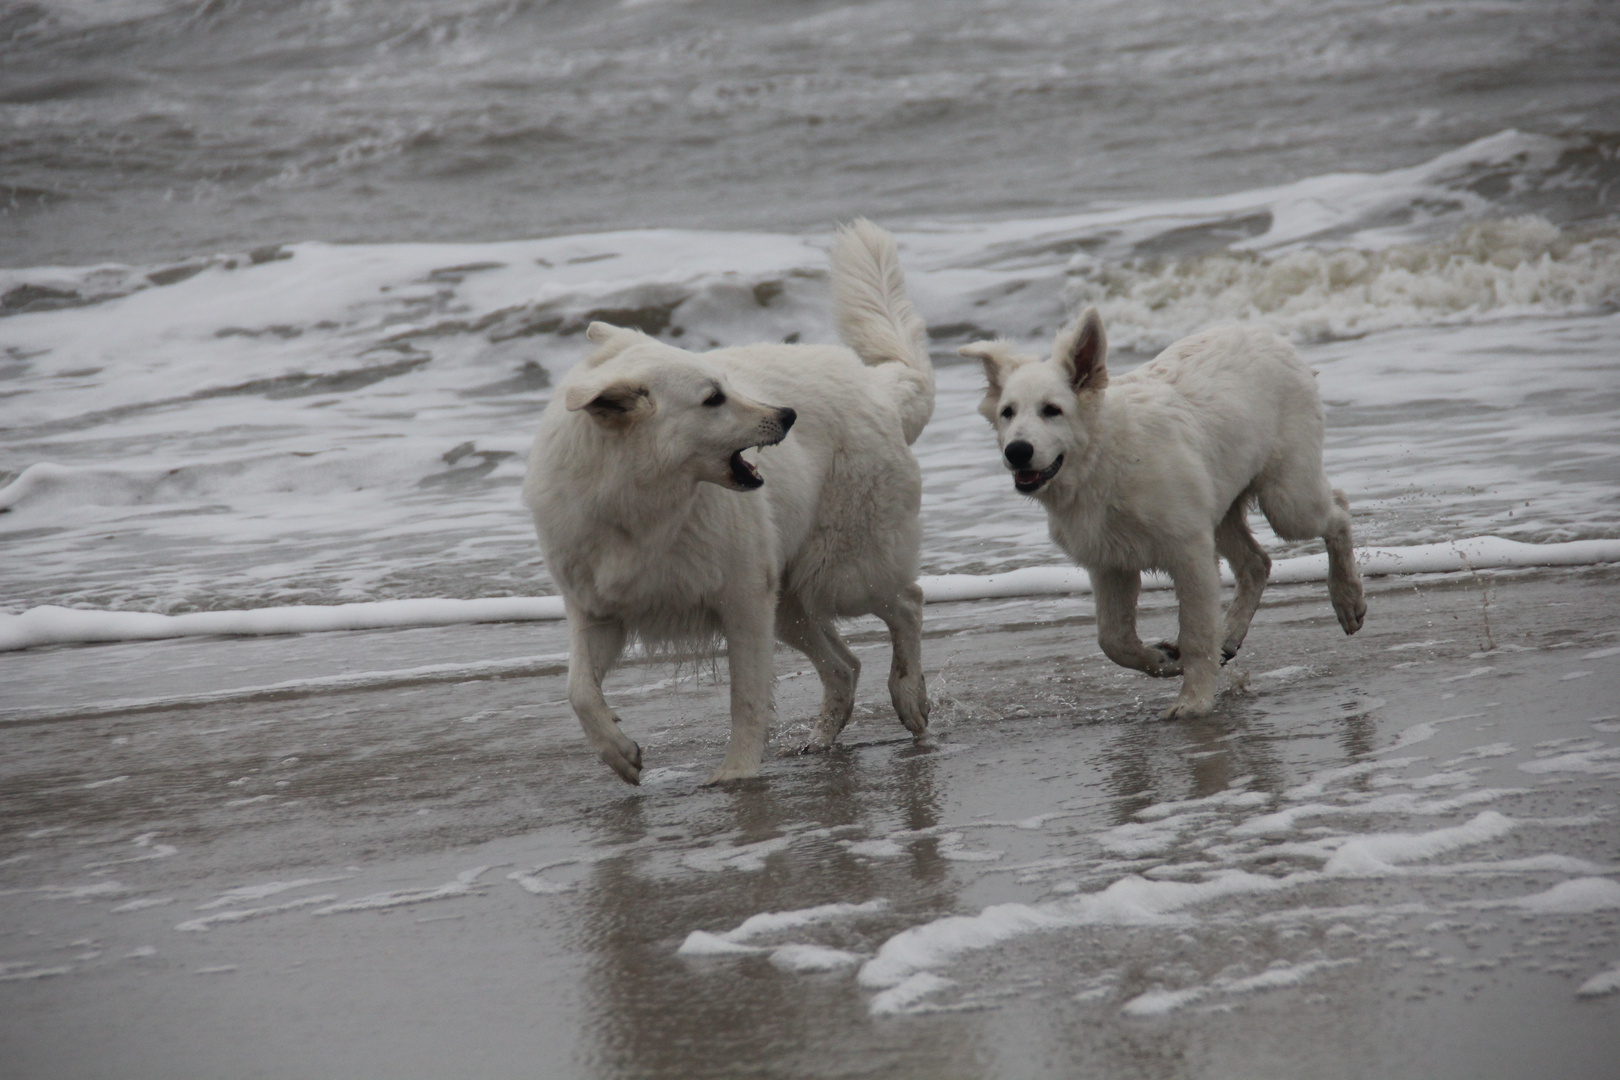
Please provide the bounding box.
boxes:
[829,219,935,445]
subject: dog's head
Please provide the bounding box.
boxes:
[561,321,796,491]
[960,307,1107,497]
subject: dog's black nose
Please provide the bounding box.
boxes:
[1004,440,1034,468]
[777,407,796,433]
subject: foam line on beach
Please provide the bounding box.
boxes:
[2,537,1616,653]
[0,653,569,727]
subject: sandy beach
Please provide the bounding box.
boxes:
[3,564,1617,1079]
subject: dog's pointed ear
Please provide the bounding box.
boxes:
[960,340,1021,421]
[583,321,647,367]
[564,379,651,425]
[1054,308,1108,392]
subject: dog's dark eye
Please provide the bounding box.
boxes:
[1000,405,1015,420]
[1041,404,1063,418]
[703,390,726,407]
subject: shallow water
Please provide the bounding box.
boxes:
[2,569,1617,1079]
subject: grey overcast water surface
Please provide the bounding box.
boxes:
[3,0,1619,268]
[3,569,1619,1079]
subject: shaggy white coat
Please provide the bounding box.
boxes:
[965,310,1366,718]
[524,221,934,784]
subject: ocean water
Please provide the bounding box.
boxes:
[1,0,1618,616]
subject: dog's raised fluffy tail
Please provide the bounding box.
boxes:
[829,219,935,445]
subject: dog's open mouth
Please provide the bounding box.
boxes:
[1013,454,1064,494]
[729,449,765,490]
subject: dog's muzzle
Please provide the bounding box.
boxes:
[729,407,797,490]
[1013,453,1064,494]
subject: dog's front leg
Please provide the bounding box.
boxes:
[1092,567,1181,676]
[565,605,641,785]
[1162,551,1222,720]
[708,600,777,784]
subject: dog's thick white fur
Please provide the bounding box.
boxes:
[523,221,935,784]
[964,309,1366,718]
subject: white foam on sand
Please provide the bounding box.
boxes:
[175,893,338,932]
[842,839,907,858]
[1133,782,1270,822]
[680,836,795,874]
[83,832,177,869]
[677,899,889,958]
[1518,747,1620,776]
[857,870,1302,992]
[1317,812,1518,875]
[722,900,890,943]
[32,881,129,902]
[1230,790,1519,838]
[2,537,1617,653]
[1576,964,1620,998]
[0,652,570,725]
[313,867,490,914]
[848,801,1603,1010]
[1485,878,1620,915]
[869,973,958,1016]
[0,964,74,982]
[193,876,350,910]
[110,897,174,913]
[675,932,765,958]
[1121,958,1358,1017]
[0,600,563,653]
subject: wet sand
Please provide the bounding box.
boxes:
[2,566,1618,1079]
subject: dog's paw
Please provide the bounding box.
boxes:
[897,697,930,737]
[702,764,761,786]
[1147,642,1183,676]
[598,739,643,786]
[782,739,834,757]
[890,672,930,736]
[1334,594,1367,635]
[1160,694,1215,721]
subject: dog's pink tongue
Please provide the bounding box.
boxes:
[1015,470,1039,485]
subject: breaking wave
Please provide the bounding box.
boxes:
[1066,215,1620,351]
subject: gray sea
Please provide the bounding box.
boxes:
[3,0,1619,614]
[4,5,1620,1078]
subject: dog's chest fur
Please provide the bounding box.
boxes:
[544,485,777,633]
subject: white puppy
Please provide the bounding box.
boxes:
[964,309,1366,718]
[523,221,935,784]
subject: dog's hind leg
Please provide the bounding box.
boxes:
[564,604,641,785]
[776,595,860,752]
[871,581,929,736]
[1258,466,1366,636]
[1093,567,1182,676]
[1163,543,1223,720]
[708,599,779,784]
[1324,490,1366,634]
[1214,498,1272,661]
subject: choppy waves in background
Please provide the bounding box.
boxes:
[1,129,1618,614]
[3,0,1618,265]
[1,1,1618,616]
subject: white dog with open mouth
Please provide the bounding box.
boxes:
[964,309,1366,719]
[523,221,934,784]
